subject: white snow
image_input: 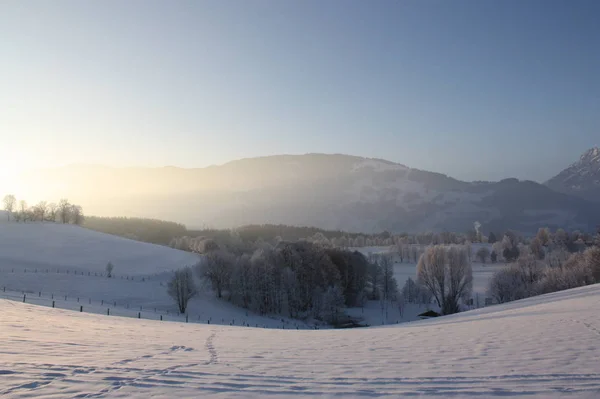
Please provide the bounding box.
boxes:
[0,223,199,276]
[1,284,600,398]
[1,224,600,397]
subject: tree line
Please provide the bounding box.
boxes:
[2,195,83,225]
[83,216,187,245]
[168,239,399,325]
[488,229,600,304]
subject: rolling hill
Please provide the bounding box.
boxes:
[0,221,199,276]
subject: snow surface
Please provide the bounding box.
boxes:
[2,284,600,398]
[0,223,199,276]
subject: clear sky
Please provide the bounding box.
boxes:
[1,0,599,185]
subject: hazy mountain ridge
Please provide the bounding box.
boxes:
[545,147,600,202]
[17,154,600,234]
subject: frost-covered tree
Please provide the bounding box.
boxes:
[47,203,58,222]
[167,267,198,314]
[3,194,16,221]
[374,253,397,301]
[18,200,29,222]
[537,253,593,294]
[321,285,345,324]
[401,277,429,304]
[196,250,235,298]
[546,247,570,268]
[476,247,490,263]
[58,199,71,224]
[33,201,48,222]
[71,205,84,225]
[536,228,551,247]
[106,262,114,278]
[553,228,570,251]
[489,266,527,303]
[502,231,520,262]
[229,254,252,309]
[529,237,545,260]
[367,257,382,300]
[325,248,369,306]
[490,250,497,263]
[417,245,473,315]
[515,253,545,295]
[585,246,600,283]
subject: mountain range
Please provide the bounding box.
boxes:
[16,148,600,234]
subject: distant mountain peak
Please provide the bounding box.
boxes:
[579,146,600,164]
[545,147,600,202]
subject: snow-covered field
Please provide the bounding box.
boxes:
[0,223,314,329]
[0,222,199,276]
[2,284,600,398]
[1,222,600,397]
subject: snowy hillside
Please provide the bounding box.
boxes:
[546,147,600,202]
[1,284,600,398]
[0,223,199,276]
[0,223,318,329]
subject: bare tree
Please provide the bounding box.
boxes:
[47,203,58,222]
[58,199,71,224]
[417,245,473,315]
[196,250,235,298]
[585,246,600,283]
[19,200,28,222]
[168,267,198,314]
[374,253,397,301]
[34,201,48,222]
[529,237,545,260]
[3,194,16,221]
[106,262,114,278]
[71,204,84,225]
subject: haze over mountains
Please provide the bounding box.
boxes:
[15,148,600,234]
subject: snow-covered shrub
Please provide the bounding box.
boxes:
[489,266,528,303]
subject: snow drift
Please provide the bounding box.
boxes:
[1,284,599,398]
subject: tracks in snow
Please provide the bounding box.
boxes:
[205,330,218,365]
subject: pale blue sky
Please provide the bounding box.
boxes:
[1,0,598,183]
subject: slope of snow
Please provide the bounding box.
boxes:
[1,284,600,398]
[0,223,317,329]
[0,223,199,276]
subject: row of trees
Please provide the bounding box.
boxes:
[2,195,83,225]
[84,216,187,245]
[168,240,399,324]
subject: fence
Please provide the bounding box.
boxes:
[0,285,315,330]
